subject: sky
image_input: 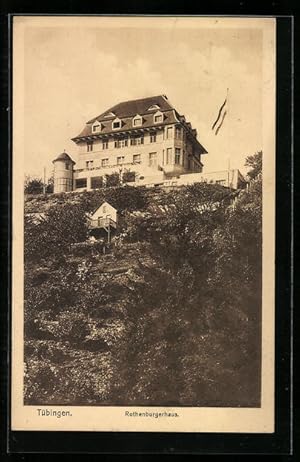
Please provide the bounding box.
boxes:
[16,17,272,179]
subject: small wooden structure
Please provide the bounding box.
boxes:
[88,201,117,243]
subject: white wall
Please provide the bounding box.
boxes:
[90,202,117,223]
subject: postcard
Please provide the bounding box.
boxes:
[11,15,275,432]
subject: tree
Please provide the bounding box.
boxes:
[123,170,136,183]
[24,175,54,194]
[105,172,121,187]
[24,176,44,194]
[245,151,262,180]
[46,176,54,193]
[111,182,262,406]
[24,202,89,263]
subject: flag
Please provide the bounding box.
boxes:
[212,92,228,135]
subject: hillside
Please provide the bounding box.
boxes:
[24,181,262,407]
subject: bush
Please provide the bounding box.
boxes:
[24,202,89,263]
[106,172,120,187]
[123,170,136,183]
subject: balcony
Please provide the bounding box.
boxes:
[88,217,117,230]
[75,161,138,174]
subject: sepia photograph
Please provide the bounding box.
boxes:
[12,16,275,432]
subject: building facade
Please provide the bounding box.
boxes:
[53,95,208,193]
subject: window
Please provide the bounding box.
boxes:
[91,176,103,189]
[55,178,73,190]
[175,148,181,164]
[175,127,181,139]
[166,127,173,139]
[133,154,141,164]
[101,158,109,167]
[113,121,121,129]
[154,114,163,123]
[115,139,128,148]
[133,117,142,127]
[150,132,156,143]
[216,179,226,185]
[92,123,100,133]
[130,136,144,146]
[149,152,157,167]
[86,160,94,169]
[65,163,69,170]
[87,141,93,152]
[75,178,87,189]
[166,148,172,164]
[147,104,160,111]
[117,156,125,165]
[102,205,107,213]
[102,141,108,149]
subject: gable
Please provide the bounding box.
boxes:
[147,104,160,111]
[91,120,101,133]
[90,202,117,220]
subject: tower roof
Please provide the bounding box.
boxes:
[53,152,75,164]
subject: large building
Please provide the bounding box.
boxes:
[53,95,208,193]
[53,95,246,193]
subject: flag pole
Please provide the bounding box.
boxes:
[43,167,46,194]
[211,87,232,188]
[227,157,231,189]
[226,87,231,190]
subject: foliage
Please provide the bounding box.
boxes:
[24,177,44,195]
[245,150,262,180]
[123,170,136,183]
[24,175,262,407]
[24,175,54,194]
[46,176,54,193]
[105,172,121,187]
[24,202,89,263]
[109,179,262,406]
[78,185,150,216]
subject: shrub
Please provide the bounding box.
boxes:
[24,202,89,263]
[106,172,120,187]
[123,170,136,183]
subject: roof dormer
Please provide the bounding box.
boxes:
[92,120,101,133]
[153,110,164,124]
[147,104,160,111]
[132,114,143,127]
[104,111,116,118]
[112,117,122,130]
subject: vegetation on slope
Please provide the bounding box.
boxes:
[24,170,262,406]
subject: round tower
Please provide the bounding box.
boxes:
[52,151,76,193]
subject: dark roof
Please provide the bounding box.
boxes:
[53,152,75,163]
[73,109,178,139]
[87,95,173,123]
[71,95,207,154]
